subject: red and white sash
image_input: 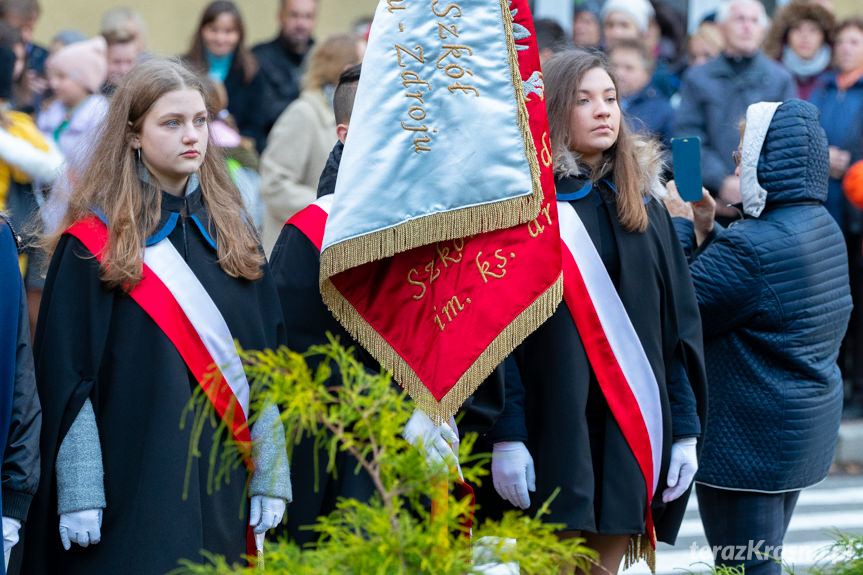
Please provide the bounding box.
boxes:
[66,216,253,468]
[285,195,333,251]
[557,201,663,546]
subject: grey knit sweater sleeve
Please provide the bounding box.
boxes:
[248,404,291,501]
[55,398,106,514]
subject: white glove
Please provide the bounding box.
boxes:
[492,441,535,509]
[663,437,698,502]
[402,409,459,471]
[249,495,286,534]
[59,508,103,550]
[3,516,21,558]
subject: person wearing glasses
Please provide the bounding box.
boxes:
[665,98,851,574]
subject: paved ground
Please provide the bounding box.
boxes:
[622,471,863,574]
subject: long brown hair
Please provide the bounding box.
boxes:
[184,1,258,85]
[544,50,652,232]
[46,57,264,289]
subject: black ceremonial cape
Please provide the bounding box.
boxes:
[483,177,707,544]
[23,188,286,574]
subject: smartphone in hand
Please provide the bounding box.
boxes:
[671,137,704,202]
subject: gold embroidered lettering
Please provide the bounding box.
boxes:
[395,44,425,67]
[438,22,459,39]
[408,268,427,300]
[387,0,406,12]
[401,71,431,90]
[447,82,479,97]
[436,45,473,69]
[431,0,462,18]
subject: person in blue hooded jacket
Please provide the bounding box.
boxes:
[667,98,852,575]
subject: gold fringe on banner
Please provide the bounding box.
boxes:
[623,533,656,574]
[320,273,563,425]
[319,0,544,282]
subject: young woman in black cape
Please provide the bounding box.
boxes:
[482,50,707,574]
[23,58,290,574]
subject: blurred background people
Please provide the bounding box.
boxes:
[0,22,33,115]
[200,74,263,229]
[675,0,795,225]
[0,36,61,335]
[183,0,269,152]
[47,29,84,55]
[601,0,654,50]
[686,19,725,68]
[609,38,674,149]
[259,32,360,254]
[571,0,601,50]
[253,0,317,140]
[37,36,108,233]
[1,0,47,114]
[101,29,141,97]
[764,0,835,100]
[534,17,568,64]
[99,6,147,55]
[809,16,863,418]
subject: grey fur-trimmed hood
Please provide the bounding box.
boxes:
[553,131,667,200]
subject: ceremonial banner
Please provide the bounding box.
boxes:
[320,0,562,423]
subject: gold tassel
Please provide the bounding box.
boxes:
[622,534,656,574]
[321,273,563,425]
[319,0,545,281]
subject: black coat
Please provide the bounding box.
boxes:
[23,189,285,574]
[251,36,308,140]
[487,179,707,544]
[223,59,270,153]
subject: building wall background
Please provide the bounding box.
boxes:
[32,0,861,58]
[34,0,379,56]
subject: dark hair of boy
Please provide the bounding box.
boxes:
[534,18,568,53]
[333,63,361,125]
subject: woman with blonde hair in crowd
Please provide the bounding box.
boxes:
[258,32,361,254]
[22,57,290,574]
[483,50,706,575]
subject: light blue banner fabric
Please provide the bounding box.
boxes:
[322,0,534,251]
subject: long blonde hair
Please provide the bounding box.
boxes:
[544,50,653,233]
[46,57,264,289]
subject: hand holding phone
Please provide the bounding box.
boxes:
[671,137,704,202]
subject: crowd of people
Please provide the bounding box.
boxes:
[0,0,861,573]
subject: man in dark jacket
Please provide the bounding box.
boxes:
[252,0,316,139]
[675,0,795,224]
[668,99,851,575]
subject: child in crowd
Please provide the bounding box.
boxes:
[200,74,263,228]
[37,36,108,233]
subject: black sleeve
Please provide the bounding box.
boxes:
[456,362,505,437]
[3,280,42,522]
[655,205,707,440]
[230,71,272,154]
[482,355,528,444]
